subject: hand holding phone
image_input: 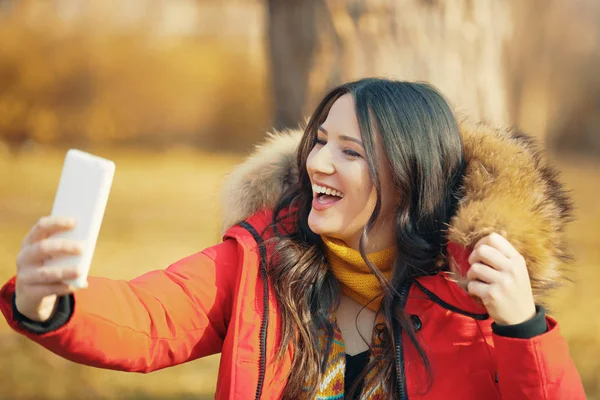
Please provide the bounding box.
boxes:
[15,149,115,321]
[44,149,115,288]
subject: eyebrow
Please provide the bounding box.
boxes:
[318,126,363,146]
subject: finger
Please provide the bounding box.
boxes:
[17,239,83,266]
[466,262,503,284]
[473,232,520,259]
[22,216,76,247]
[19,266,80,285]
[467,279,490,300]
[468,244,512,272]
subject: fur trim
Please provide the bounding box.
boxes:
[220,129,301,234]
[220,122,573,300]
[447,120,573,300]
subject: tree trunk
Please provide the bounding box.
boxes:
[502,0,600,156]
[267,0,600,157]
[267,0,321,130]
[312,0,513,126]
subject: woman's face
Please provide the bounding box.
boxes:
[306,94,397,252]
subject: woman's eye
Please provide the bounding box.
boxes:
[343,149,362,158]
[314,137,327,146]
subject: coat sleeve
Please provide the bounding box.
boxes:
[493,316,586,399]
[0,239,240,373]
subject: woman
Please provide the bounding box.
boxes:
[0,78,585,399]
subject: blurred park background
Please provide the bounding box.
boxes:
[0,0,599,398]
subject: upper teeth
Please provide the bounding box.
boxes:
[313,184,344,198]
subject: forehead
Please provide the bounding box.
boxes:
[321,94,360,138]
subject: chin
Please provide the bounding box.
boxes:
[308,210,334,236]
[307,210,347,239]
[307,213,325,235]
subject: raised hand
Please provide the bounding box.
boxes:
[466,232,537,326]
[15,216,84,322]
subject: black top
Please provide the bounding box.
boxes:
[345,350,369,398]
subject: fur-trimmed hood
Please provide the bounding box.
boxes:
[220,122,573,302]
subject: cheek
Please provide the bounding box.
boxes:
[365,185,378,209]
[347,169,376,211]
[305,150,316,172]
[350,173,394,221]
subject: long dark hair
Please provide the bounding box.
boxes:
[268,78,466,398]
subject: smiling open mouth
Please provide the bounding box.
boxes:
[312,183,344,208]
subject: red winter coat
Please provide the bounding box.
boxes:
[0,122,586,399]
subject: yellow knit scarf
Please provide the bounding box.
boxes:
[301,237,395,399]
[322,236,395,312]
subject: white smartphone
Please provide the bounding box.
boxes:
[45,149,115,288]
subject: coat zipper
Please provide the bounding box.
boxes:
[395,279,412,400]
[239,222,270,400]
[393,279,489,400]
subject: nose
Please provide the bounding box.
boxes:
[307,143,336,177]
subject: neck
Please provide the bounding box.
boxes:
[339,223,396,253]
